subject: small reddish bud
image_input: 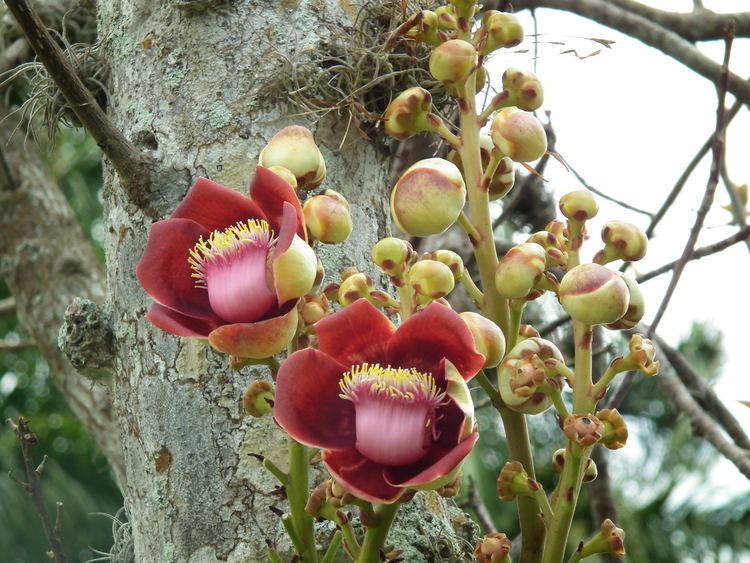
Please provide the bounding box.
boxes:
[391,158,466,237]
[372,237,413,278]
[563,414,605,447]
[303,189,352,244]
[597,408,628,450]
[620,334,660,376]
[495,242,547,299]
[460,311,506,369]
[490,107,547,162]
[337,272,375,306]
[559,190,598,222]
[577,519,626,558]
[594,220,648,264]
[497,460,540,501]
[300,295,330,326]
[242,380,274,417]
[488,156,515,200]
[406,10,441,46]
[258,125,326,189]
[474,532,512,563]
[383,87,435,141]
[606,274,645,330]
[476,11,524,55]
[423,249,464,280]
[429,39,477,84]
[583,458,598,483]
[552,448,566,473]
[409,259,455,299]
[559,264,630,326]
[501,67,544,111]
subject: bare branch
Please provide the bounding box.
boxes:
[7,417,68,563]
[648,25,734,337]
[0,296,16,316]
[509,0,750,106]
[0,338,36,351]
[3,0,156,215]
[636,226,750,283]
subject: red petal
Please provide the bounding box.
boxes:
[384,433,478,487]
[208,306,299,359]
[274,349,356,450]
[146,303,217,337]
[136,218,215,319]
[249,167,306,239]
[316,299,396,366]
[386,303,485,384]
[172,177,267,232]
[275,202,297,254]
[433,394,465,448]
[323,449,404,504]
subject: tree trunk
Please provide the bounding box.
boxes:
[94,1,477,560]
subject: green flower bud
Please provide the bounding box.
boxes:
[326,479,357,508]
[563,414,604,447]
[474,532,512,563]
[460,311,506,368]
[594,220,648,264]
[576,519,626,558]
[618,334,660,377]
[303,189,352,244]
[559,264,629,326]
[300,295,330,326]
[390,158,466,237]
[435,6,458,30]
[371,237,413,279]
[583,458,598,483]
[383,87,435,141]
[423,249,464,280]
[501,67,544,111]
[258,125,326,189]
[559,190,598,222]
[490,107,547,162]
[498,337,565,414]
[527,229,567,267]
[429,39,477,84]
[606,273,644,330]
[242,380,274,417]
[552,448,566,473]
[338,272,375,306]
[597,408,628,450]
[267,165,298,190]
[409,259,455,299]
[497,460,541,501]
[488,156,515,200]
[495,242,547,299]
[477,11,524,56]
[407,10,440,46]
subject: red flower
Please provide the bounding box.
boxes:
[274,299,484,503]
[136,168,317,358]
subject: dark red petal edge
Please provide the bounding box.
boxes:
[323,448,404,504]
[136,218,215,319]
[249,166,306,239]
[274,349,356,450]
[145,303,216,337]
[386,302,485,384]
[316,299,396,367]
[171,177,267,232]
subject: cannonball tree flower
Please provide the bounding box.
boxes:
[136,168,317,359]
[274,299,485,503]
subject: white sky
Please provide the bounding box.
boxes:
[484,0,750,497]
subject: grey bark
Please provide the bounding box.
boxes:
[90,1,477,561]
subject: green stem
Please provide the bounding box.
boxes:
[431,120,462,148]
[459,269,484,307]
[397,275,414,321]
[287,439,318,562]
[508,300,524,352]
[548,387,570,419]
[321,531,343,563]
[590,365,620,399]
[458,71,543,561]
[268,549,285,563]
[572,321,594,414]
[263,458,290,485]
[566,552,583,563]
[476,369,503,410]
[533,487,555,524]
[458,210,481,241]
[480,147,505,186]
[357,503,400,563]
[320,505,360,559]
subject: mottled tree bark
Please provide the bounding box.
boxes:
[88,1,476,560]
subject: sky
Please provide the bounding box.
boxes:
[484,0,750,499]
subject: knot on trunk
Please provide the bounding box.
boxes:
[58,297,115,380]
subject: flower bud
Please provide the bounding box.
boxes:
[501,67,544,111]
[391,158,466,237]
[559,190,598,222]
[498,337,565,414]
[597,408,628,450]
[300,295,330,326]
[527,230,567,267]
[518,324,540,342]
[423,249,464,280]
[435,6,458,30]
[594,220,648,264]
[460,312,506,368]
[559,264,629,326]
[563,414,604,447]
[620,334,659,376]
[490,107,547,162]
[242,380,274,417]
[429,39,477,84]
[576,519,626,558]
[409,259,455,299]
[383,87,435,140]
[372,237,413,279]
[477,11,524,55]
[325,479,357,508]
[497,460,541,501]
[495,242,547,299]
[552,448,566,473]
[267,165,298,190]
[258,125,326,189]
[583,458,598,483]
[303,189,352,244]
[474,532,512,563]
[435,473,461,498]
[407,10,440,46]
[606,274,644,330]
[488,156,515,200]
[338,272,375,306]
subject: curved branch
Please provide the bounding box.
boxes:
[509,0,750,107]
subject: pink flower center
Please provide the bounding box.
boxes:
[188,220,277,323]
[339,364,445,466]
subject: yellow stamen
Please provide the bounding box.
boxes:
[339,363,444,405]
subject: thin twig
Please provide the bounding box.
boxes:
[636,226,750,283]
[0,296,16,316]
[3,0,155,214]
[648,24,734,338]
[0,338,36,351]
[7,417,68,563]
